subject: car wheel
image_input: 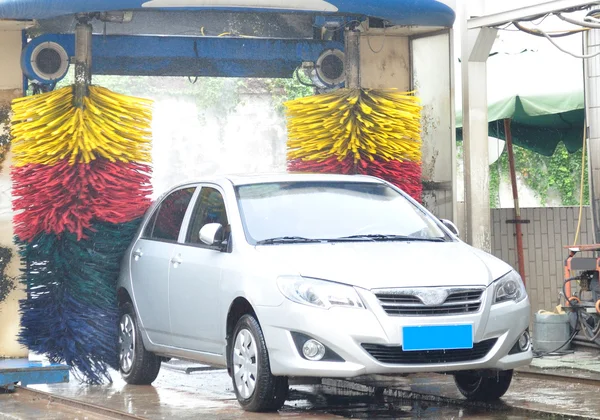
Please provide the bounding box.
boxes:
[230,314,288,412]
[119,302,161,385]
[454,370,513,401]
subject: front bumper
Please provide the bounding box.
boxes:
[257,287,532,378]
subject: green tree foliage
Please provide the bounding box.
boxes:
[465,142,589,208]
[0,246,16,305]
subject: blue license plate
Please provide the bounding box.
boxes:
[402,325,473,351]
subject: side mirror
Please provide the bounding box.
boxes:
[441,219,460,237]
[200,223,224,247]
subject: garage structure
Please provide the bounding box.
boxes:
[0,0,458,380]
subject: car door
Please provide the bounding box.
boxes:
[168,185,230,354]
[130,186,196,345]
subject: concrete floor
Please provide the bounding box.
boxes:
[1,361,597,420]
[0,389,108,420]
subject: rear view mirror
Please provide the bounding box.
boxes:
[200,223,224,247]
[441,219,460,237]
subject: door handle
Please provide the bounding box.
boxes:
[133,249,143,261]
[171,255,183,265]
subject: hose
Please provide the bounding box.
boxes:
[573,124,587,246]
[534,277,583,358]
[534,307,580,357]
[563,276,583,304]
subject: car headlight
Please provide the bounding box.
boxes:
[277,276,365,310]
[493,270,527,304]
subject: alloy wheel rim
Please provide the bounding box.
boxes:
[119,313,136,373]
[233,328,258,399]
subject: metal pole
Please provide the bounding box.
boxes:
[74,20,92,108]
[504,119,527,283]
[584,29,600,244]
[345,28,360,89]
[461,0,497,252]
[345,26,360,174]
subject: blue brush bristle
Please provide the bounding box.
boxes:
[17,219,142,384]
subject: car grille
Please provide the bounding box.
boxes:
[374,288,485,316]
[361,338,497,365]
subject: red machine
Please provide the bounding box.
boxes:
[563,244,600,344]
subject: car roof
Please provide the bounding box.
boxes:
[158,174,389,200]
[225,173,383,186]
[166,173,384,191]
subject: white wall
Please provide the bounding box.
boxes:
[150,88,288,197]
[0,29,28,358]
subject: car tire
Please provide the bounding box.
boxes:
[119,302,161,385]
[230,314,289,412]
[454,370,513,401]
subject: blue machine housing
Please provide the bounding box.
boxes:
[12,1,456,85]
[0,359,69,390]
[0,0,456,27]
[21,34,345,82]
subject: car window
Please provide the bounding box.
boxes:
[145,187,195,242]
[142,204,160,238]
[186,187,229,245]
[235,181,448,244]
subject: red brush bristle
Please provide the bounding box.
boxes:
[12,159,152,241]
[288,156,422,202]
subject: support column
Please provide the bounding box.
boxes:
[344,28,360,89]
[585,29,600,244]
[74,20,93,107]
[0,26,27,358]
[461,1,497,251]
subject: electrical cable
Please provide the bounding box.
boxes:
[187,40,200,84]
[513,21,587,38]
[584,14,600,24]
[563,276,583,304]
[312,19,364,34]
[366,25,386,54]
[294,68,319,89]
[529,13,551,26]
[533,278,583,358]
[557,12,600,29]
[528,25,600,59]
[580,310,600,341]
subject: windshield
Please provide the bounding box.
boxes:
[235,181,449,245]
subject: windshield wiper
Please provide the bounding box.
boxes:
[256,236,323,245]
[332,234,446,242]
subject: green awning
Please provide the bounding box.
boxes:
[456,91,585,156]
[455,44,585,156]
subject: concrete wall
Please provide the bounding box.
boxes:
[150,84,288,196]
[0,28,27,358]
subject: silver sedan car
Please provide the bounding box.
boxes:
[117,174,532,412]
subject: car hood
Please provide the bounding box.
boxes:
[254,241,512,290]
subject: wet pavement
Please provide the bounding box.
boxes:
[2,360,599,420]
[526,349,600,378]
[0,388,108,420]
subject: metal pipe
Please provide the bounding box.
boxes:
[467,0,598,29]
[584,29,600,244]
[344,29,360,89]
[504,119,527,284]
[74,21,92,108]
[462,0,496,251]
